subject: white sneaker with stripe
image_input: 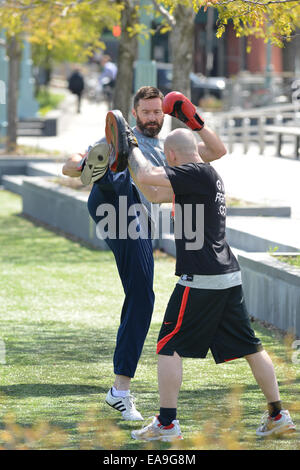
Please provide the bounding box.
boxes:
[105,388,143,421]
[80,142,110,185]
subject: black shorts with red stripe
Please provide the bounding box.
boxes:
[156,284,263,363]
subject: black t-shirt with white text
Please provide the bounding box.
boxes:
[165,162,240,276]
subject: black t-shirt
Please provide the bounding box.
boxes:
[165,162,240,276]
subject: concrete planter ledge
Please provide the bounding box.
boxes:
[226,206,291,217]
[238,252,300,337]
[1,162,64,195]
[16,181,300,256]
[226,216,300,252]
[160,204,291,224]
[27,162,64,177]
[2,175,26,196]
[21,177,108,250]
[0,158,64,183]
[239,252,300,287]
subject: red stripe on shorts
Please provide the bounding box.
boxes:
[156,286,190,354]
[171,194,175,219]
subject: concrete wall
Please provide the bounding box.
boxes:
[22,177,108,250]
[15,178,299,256]
[0,159,27,182]
[238,252,300,337]
[225,226,299,253]
[1,175,25,196]
[0,158,63,183]
[226,206,291,217]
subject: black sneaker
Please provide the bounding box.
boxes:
[105,110,138,173]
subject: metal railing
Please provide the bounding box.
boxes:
[206,103,299,155]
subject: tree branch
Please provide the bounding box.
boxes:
[151,0,176,27]
[2,0,100,10]
[216,0,300,6]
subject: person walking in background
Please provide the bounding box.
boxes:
[99,55,117,88]
[67,68,85,113]
[99,54,117,104]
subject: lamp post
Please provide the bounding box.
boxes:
[265,40,274,101]
[131,0,157,125]
[0,33,39,150]
[0,33,8,147]
[18,39,39,119]
[135,0,157,90]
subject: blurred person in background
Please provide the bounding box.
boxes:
[68,68,85,113]
[99,55,117,104]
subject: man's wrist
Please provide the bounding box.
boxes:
[77,155,86,172]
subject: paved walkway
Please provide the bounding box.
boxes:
[211,146,300,220]
[18,89,109,156]
[17,87,172,156]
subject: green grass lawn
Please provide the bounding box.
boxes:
[36,88,65,117]
[0,190,299,450]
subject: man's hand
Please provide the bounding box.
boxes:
[163,91,226,162]
[62,153,84,177]
[162,91,205,131]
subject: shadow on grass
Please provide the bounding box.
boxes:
[0,383,106,399]
[1,321,117,365]
[0,213,114,266]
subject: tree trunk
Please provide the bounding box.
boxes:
[281,31,300,97]
[112,0,138,120]
[282,30,300,76]
[170,4,196,128]
[6,36,21,153]
[171,5,195,97]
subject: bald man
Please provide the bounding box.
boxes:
[126,128,295,441]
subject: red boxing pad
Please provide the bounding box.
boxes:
[163,91,204,131]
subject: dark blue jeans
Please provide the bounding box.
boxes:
[87,169,155,378]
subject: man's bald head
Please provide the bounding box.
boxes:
[164,128,201,166]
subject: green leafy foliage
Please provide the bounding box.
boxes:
[0,0,121,64]
[156,0,300,46]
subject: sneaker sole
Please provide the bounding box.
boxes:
[105,399,143,421]
[131,432,183,442]
[105,111,129,173]
[80,143,109,185]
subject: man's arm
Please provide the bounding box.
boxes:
[162,91,227,163]
[62,149,173,202]
[128,148,173,203]
[196,125,227,163]
[136,180,173,203]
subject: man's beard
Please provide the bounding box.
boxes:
[136,116,163,138]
